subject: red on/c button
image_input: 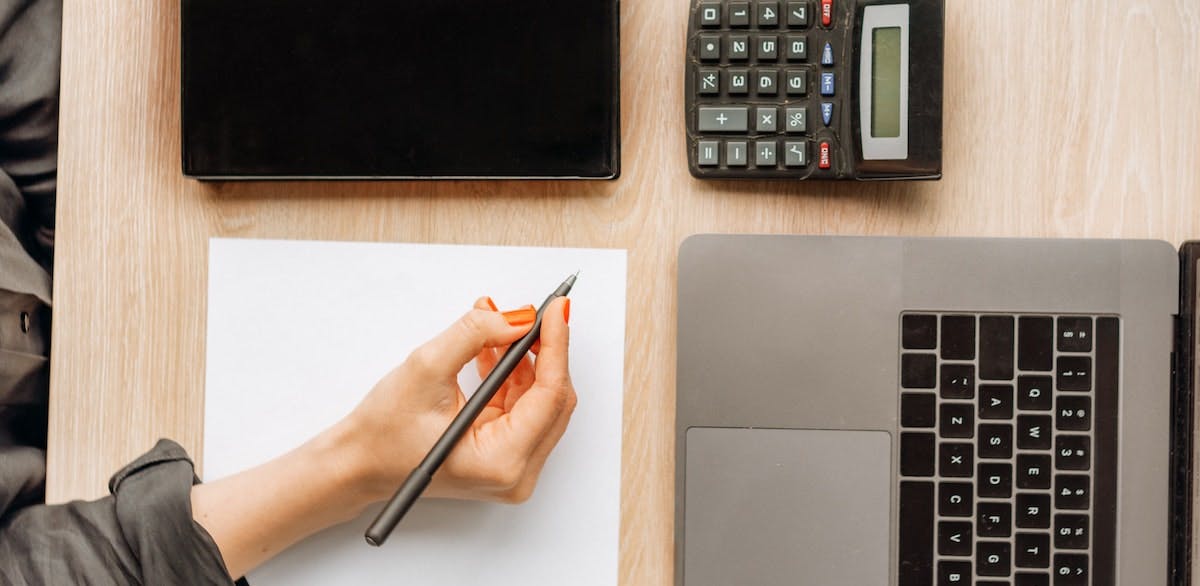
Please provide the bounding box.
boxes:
[821,0,833,26]
[818,141,831,169]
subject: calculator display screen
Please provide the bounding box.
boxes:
[870,27,903,138]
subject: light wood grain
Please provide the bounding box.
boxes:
[51,0,1200,583]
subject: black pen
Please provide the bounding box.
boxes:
[364,273,578,546]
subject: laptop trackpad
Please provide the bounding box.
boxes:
[684,428,892,586]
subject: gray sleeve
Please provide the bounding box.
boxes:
[0,439,244,585]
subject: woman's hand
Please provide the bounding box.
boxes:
[342,296,577,504]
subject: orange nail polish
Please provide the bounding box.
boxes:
[563,298,571,324]
[484,296,498,311]
[502,308,537,326]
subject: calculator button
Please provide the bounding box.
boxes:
[785,69,806,95]
[757,2,780,27]
[757,35,779,61]
[821,102,834,126]
[697,68,720,95]
[755,141,777,167]
[698,35,721,61]
[785,35,807,60]
[757,69,778,95]
[785,107,807,133]
[697,141,720,166]
[784,141,807,166]
[819,71,835,96]
[726,141,748,166]
[729,2,751,27]
[729,35,750,60]
[698,106,749,132]
[820,0,833,27]
[699,2,722,27]
[786,1,809,27]
[821,41,834,65]
[755,107,778,132]
[728,69,750,94]
[818,140,831,168]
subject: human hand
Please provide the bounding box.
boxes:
[340,296,576,506]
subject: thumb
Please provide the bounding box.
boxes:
[501,297,574,453]
[408,300,534,380]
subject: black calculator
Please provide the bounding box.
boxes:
[685,0,944,180]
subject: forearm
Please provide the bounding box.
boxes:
[191,421,376,579]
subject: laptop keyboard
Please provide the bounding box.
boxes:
[897,313,1119,586]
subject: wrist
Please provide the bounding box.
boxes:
[306,419,387,519]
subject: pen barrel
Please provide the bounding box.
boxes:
[365,469,432,547]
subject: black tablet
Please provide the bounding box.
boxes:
[181,0,619,179]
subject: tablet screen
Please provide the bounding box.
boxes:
[182,0,619,178]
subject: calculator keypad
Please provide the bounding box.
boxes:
[687,0,844,178]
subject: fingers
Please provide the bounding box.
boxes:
[408,298,533,381]
[501,297,574,454]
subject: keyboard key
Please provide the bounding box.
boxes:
[820,40,834,65]
[817,140,831,169]
[757,1,780,26]
[977,502,1011,537]
[757,35,779,60]
[977,541,1012,577]
[938,482,972,517]
[820,0,833,27]
[1055,395,1091,431]
[784,106,807,133]
[902,315,937,349]
[729,2,752,26]
[979,384,1014,419]
[1014,533,1050,569]
[697,68,720,95]
[1017,375,1053,410]
[1016,415,1052,450]
[1018,316,1053,372]
[1055,475,1090,510]
[939,442,973,477]
[898,482,934,586]
[1055,436,1090,471]
[1052,554,1088,586]
[786,1,809,27]
[1056,356,1091,391]
[726,141,748,166]
[699,107,748,132]
[941,315,975,360]
[1054,514,1089,549]
[696,141,719,166]
[940,403,974,438]
[785,69,806,95]
[978,462,1012,498]
[729,69,750,94]
[699,2,722,26]
[1057,316,1093,352]
[980,315,1015,380]
[938,561,971,586]
[1016,453,1052,489]
[698,35,721,61]
[901,353,936,388]
[783,141,806,167]
[1016,493,1051,529]
[729,36,750,60]
[938,521,972,556]
[821,101,834,126]
[819,71,835,95]
[900,432,936,476]
[757,68,778,94]
[1015,573,1049,586]
[940,364,975,399]
[900,393,935,427]
[754,141,776,167]
[755,107,778,132]
[978,424,1013,459]
[785,34,807,60]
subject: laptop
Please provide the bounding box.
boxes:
[675,235,1197,586]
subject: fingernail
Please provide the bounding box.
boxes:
[484,296,498,311]
[502,308,537,326]
[562,298,571,324]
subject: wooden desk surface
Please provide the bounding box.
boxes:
[52,1,1199,583]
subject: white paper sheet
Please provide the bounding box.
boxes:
[203,238,626,585]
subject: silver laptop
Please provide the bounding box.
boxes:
[675,236,1198,586]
